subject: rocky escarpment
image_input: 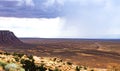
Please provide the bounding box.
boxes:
[0,30,23,46]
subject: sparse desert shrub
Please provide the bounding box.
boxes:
[53,58,57,61]
[4,52,10,55]
[84,66,87,70]
[36,64,47,71]
[21,59,36,71]
[59,59,62,62]
[17,54,24,58]
[91,69,94,71]
[66,62,72,65]
[14,57,20,62]
[0,52,2,54]
[28,55,33,60]
[13,53,24,58]
[0,61,7,67]
[13,52,18,56]
[75,66,81,71]
[53,67,61,71]
[48,68,53,71]
[5,63,25,71]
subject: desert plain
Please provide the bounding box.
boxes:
[1,38,120,69]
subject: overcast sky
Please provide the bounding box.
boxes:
[0,0,120,38]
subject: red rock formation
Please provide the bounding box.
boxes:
[0,30,23,46]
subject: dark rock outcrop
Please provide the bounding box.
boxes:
[0,30,23,46]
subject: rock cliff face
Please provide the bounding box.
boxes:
[0,30,23,45]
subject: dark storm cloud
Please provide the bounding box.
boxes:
[0,0,61,18]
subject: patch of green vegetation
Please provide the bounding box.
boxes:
[0,61,7,67]
[54,67,61,71]
[14,57,20,62]
[36,64,47,71]
[28,55,33,60]
[20,59,36,71]
[75,66,81,71]
[5,63,25,71]
[13,52,24,58]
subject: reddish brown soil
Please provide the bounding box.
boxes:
[1,38,120,68]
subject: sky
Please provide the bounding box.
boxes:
[0,0,120,38]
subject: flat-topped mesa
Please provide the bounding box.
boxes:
[0,30,23,45]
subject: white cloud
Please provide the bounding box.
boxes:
[24,0,34,6]
[43,0,55,7]
[0,17,64,38]
[43,0,65,7]
[6,0,35,7]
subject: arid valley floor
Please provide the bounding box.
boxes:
[0,38,120,69]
